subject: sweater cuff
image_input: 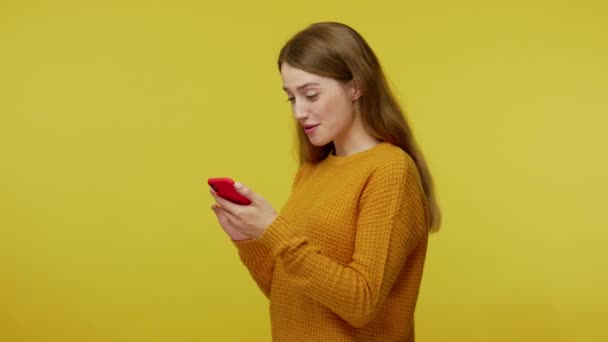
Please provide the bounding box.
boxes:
[258,215,300,257]
[232,238,270,260]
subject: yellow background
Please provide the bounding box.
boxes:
[1,0,606,341]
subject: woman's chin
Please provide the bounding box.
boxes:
[308,137,330,147]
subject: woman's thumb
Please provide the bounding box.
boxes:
[234,182,249,195]
[234,182,255,203]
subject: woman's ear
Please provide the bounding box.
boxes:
[350,80,363,101]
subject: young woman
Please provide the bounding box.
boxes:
[210,22,441,342]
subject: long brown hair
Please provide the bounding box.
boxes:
[278,22,441,232]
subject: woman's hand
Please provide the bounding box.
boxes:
[210,182,278,241]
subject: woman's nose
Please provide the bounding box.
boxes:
[293,102,309,119]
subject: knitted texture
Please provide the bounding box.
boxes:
[233,142,430,341]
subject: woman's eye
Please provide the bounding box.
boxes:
[285,94,317,103]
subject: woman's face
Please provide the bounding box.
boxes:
[280,62,360,147]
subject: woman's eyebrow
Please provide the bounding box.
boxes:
[282,82,320,91]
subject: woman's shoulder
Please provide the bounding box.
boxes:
[290,161,315,190]
[369,142,417,174]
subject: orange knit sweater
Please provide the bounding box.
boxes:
[233,142,430,341]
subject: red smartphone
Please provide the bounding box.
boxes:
[207,177,252,205]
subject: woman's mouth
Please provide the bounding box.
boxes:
[304,124,319,134]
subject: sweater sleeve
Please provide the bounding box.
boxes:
[231,164,307,298]
[256,158,429,327]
